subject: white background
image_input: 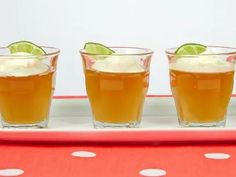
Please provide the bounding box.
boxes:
[1,0,236,96]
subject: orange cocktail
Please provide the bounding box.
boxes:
[85,70,149,124]
[166,46,236,127]
[0,45,59,128]
[81,46,153,128]
[170,69,234,124]
[0,71,54,125]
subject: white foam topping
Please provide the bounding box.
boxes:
[0,52,48,76]
[170,49,234,73]
[92,55,144,73]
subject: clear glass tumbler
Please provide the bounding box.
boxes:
[80,47,153,128]
[166,46,236,127]
[0,47,60,128]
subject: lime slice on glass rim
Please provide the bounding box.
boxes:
[8,41,46,55]
[84,42,114,55]
[84,42,114,60]
[175,43,207,55]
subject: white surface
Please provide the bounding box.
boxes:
[1,97,236,143]
[1,97,235,130]
[1,0,236,95]
[44,97,236,130]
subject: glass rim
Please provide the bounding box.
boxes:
[80,46,154,56]
[0,46,60,58]
[165,46,236,56]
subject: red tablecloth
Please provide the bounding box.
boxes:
[0,142,235,177]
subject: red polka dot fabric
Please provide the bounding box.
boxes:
[0,144,235,177]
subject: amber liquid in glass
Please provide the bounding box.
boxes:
[0,71,54,124]
[85,69,149,124]
[170,69,234,124]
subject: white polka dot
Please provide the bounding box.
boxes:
[204,153,231,160]
[72,151,96,158]
[0,169,24,176]
[139,169,167,176]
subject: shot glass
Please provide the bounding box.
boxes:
[166,46,236,127]
[80,47,153,128]
[0,47,60,128]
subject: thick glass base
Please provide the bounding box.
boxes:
[93,120,140,129]
[1,119,48,129]
[179,119,226,128]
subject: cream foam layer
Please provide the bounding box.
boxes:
[0,52,48,77]
[92,56,144,73]
[169,56,234,73]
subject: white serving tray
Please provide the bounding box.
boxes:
[1,96,236,143]
[48,96,236,129]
